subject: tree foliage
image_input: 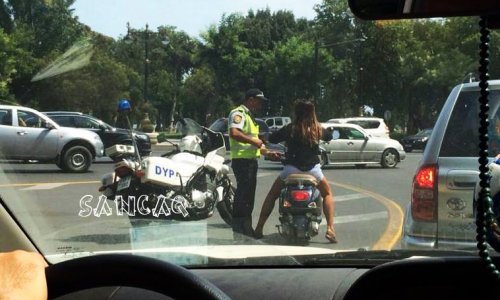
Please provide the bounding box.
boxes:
[0,0,495,133]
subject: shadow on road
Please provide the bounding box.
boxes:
[259,165,284,171]
[260,164,398,171]
[321,165,396,170]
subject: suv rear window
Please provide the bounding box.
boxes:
[51,116,73,127]
[440,90,500,157]
[347,120,380,129]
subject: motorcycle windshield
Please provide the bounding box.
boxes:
[176,118,203,137]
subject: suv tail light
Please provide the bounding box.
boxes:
[411,164,438,221]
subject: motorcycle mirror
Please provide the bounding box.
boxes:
[348,0,500,25]
[117,99,131,113]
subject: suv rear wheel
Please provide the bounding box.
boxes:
[61,145,92,173]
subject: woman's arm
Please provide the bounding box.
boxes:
[321,126,334,142]
[269,124,291,144]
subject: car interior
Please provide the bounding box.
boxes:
[3,0,500,299]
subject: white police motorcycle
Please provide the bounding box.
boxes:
[99,100,234,225]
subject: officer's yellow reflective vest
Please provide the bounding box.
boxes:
[229,105,261,159]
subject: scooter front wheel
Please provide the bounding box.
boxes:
[294,228,309,246]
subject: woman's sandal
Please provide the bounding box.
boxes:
[325,229,338,243]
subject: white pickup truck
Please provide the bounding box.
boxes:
[0,104,104,172]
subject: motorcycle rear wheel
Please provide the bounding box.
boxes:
[216,185,234,227]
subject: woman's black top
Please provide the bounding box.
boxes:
[268,123,333,171]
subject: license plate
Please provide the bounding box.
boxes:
[117,176,131,191]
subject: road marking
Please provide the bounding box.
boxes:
[256,172,275,178]
[224,172,274,178]
[334,211,388,224]
[330,181,404,251]
[335,193,368,202]
[3,171,274,189]
[21,183,69,190]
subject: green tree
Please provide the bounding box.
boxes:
[0,28,16,101]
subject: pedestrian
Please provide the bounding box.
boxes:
[228,88,270,240]
[254,99,337,243]
[114,98,131,129]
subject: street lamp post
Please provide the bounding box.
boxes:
[313,37,367,111]
[125,22,155,103]
[143,24,150,103]
[125,23,169,130]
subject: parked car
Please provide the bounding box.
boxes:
[319,123,405,168]
[208,117,286,157]
[402,80,500,250]
[0,105,104,172]
[327,117,390,138]
[261,116,291,132]
[401,128,433,152]
[44,112,151,159]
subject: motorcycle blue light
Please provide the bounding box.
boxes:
[117,99,131,112]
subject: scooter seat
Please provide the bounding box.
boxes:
[284,173,318,186]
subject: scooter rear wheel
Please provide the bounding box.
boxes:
[294,228,309,246]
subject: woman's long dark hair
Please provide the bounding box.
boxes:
[291,100,322,146]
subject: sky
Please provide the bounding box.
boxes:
[71,0,321,40]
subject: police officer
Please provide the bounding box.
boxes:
[228,88,269,240]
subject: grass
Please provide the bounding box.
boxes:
[157,132,182,142]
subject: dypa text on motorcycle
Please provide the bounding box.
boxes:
[155,166,176,178]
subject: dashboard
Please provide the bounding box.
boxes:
[54,256,500,300]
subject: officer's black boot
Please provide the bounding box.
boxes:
[232,217,245,241]
[232,216,255,242]
[242,216,255,238]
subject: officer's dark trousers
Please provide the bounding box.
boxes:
[231,158,258,239]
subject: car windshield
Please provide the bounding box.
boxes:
[1,0,498,268]
[347,120,380,129]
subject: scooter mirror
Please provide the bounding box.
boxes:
[117,99,131,113]
[332,129,340,140]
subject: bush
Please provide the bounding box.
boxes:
[390,132,406,142]
[157,132,182,143]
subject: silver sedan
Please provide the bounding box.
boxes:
[319,123,406,168]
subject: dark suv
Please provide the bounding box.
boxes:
[44,112,151,159]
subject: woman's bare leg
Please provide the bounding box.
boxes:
[318,177,336,242]
[254,177,283,238]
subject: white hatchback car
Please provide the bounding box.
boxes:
[319,123,405,168]
[327,117,390,138]
[261,116,291,132]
